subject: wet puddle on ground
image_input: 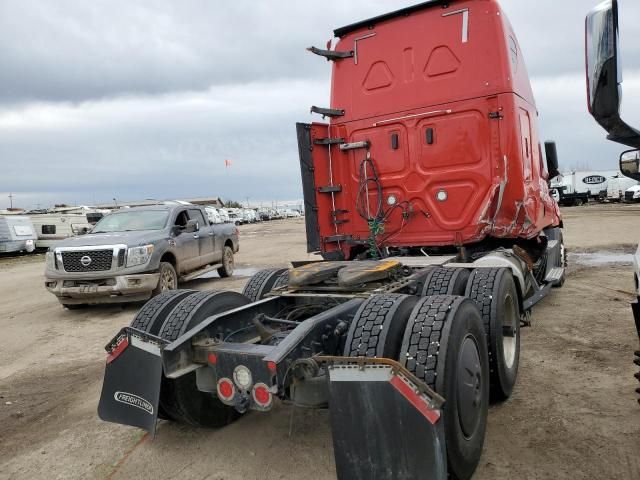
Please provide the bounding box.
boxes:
[568,251,634,267]
[197,267,260,279]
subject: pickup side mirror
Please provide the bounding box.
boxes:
[620,149,640,181]
[544,141,560,180]
[185,219,199,233]
[586,0,640,148]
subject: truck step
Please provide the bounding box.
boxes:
[181,264,222,283]
[544,266,565,284]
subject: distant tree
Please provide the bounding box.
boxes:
[224,199,243,208]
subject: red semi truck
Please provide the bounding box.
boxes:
[98,2,565,478]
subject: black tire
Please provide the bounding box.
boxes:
[422,267,471,296]
[400,295,489,480]
[242,268,288,302]
[130,289,198,419]
[465,268,520,402]
[158,290,251,427]
[217,245,235,278]
[130,289,197,335]
[271,269,289,290]
[62,303,87,310]
[343,294,418,359]
[152,262,178,296]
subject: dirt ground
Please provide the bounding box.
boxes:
[1,204,639,480]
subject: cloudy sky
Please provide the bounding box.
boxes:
[1,0,640,209]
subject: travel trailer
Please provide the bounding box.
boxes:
[0,215,37,253]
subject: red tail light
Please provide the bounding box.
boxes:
[217,378,235,401]
[106,337,129,364]
[252,383,273,408]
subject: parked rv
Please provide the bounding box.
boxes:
[0,216,37,253]
[28,213,94,249]
[204,206,222,224]
[217,208,230,223]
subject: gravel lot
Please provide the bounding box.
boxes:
[1,205,639,480]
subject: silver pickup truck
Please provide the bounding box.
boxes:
[44,204,239,308]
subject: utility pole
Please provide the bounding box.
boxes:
[8,192,13,209]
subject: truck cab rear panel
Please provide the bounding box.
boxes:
[300,0,560,259]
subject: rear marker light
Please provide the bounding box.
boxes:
[267,361,277,374]
[208,353,218,365]
[252,383,273,408]
[106,338,129,364]
[217,378,235,401]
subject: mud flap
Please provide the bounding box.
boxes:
[326,359,447,480]
[97,328,165,436]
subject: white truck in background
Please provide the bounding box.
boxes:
[607,174,639,201]
[550,170,618,206]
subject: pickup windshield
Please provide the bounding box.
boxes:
[92,210,169,233]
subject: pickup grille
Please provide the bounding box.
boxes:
[61,250,113,272]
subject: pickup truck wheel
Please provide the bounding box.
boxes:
[242,268,288,302]
[62,303,87,310]
[465,268,520,402]
[217,246,234,278]
[153,262,178,296]
[158,290,251,427]
[344,294,418,359]
[400,295,489,480]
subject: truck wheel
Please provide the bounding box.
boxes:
[465,268,520,402]
[217,246,235,278]
[422,267,471,296]
[344,294,418,359]
[130,289,198,419]
[158,291,251,427]
[62,303,87,310]
[153,262,178,296]
[400,295,489,480]
[130,289,197,335]
[271,269,289,290]
[574,198,584,206]
[242,268,288,302]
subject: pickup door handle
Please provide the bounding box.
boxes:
[193,234,199,239]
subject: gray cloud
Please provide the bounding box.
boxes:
[1,0,640,210]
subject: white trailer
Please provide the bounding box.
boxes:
[607,175,639,201]
[0,215,37,253]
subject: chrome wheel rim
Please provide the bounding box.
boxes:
[161,267,175,291]
[225,249,234,275]
[502,293,517,369]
